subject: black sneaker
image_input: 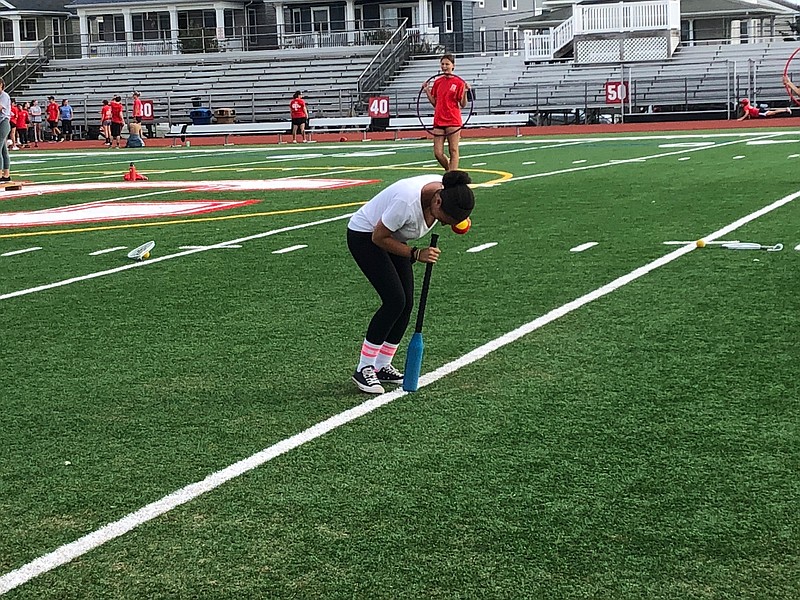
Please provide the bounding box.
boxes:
[375,364,404,385]
[352,366,385,394]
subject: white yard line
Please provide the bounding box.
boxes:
[570,242,598,252]
[0,214,351,302]
[2,187,798,595]
[89,246,127,256]
[272,244,308,254]
[1,247,42,257]
[466,242,498,253]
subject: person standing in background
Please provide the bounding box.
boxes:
[46,96,60,142]
[109,95,125,149]
[289,91,308,143]
[29,99,42,147]
[0,80,13,182]
[59,99,73,141]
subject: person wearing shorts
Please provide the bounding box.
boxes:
[100,99,112,145]
[109,95,125,149]
[422,54,471,171]
[46,96,60,142]
[289,91,308,143]
[738,97,791,120]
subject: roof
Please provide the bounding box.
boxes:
[0,0,74,12]
[514,0,795,27]
[67,0,248,5]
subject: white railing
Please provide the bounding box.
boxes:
[552,17,574,51]
[524,30,552,60]
[0,40,44,58]
[525,0,680,61]
[575,0,679,35]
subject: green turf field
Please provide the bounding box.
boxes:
[1,131,798,598]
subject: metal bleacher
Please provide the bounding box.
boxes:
[16,46,382,136]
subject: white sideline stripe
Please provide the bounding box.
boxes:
[178,245,242,250]
[795,243,800,251]
[466,242,497,253]
[89,246,127,256]
[733,155,745,160]
[272,244,307,254]
[0,214,351,302]
[679,157,691,161]
[2,188,798,595]
[1,247,42,257]
[569,242,598,252]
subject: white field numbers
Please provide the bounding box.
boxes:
[368,96,390,118]
[605,82,627,104]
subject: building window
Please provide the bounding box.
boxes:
[478,0,485,7]
[502,0,509,11]
[52,18,62,44]
[445,2,453,33]
[1,20,12,42]
[22,19,37,41]
[133,12,171,41]
[479,27,486,55]
[512,0,518,10]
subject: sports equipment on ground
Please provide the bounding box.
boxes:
[403,233,440,392]
[721,242,783,252]
[452,218,471,235]
[127,241,155,261]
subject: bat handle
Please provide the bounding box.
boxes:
[414,233,439,333]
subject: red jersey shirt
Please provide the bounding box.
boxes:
[46,101,59,122]
[744,105,761,118]
[16,109,29,129]
[133,97,143,118]
[110,100,124,124]
[431,75,465,128]
[101,105,112,121]
[290,97,307,119]
[9,104,18,126]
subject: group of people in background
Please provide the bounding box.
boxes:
[100,91,145,148]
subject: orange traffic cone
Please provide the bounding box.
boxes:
[123,163,148,182]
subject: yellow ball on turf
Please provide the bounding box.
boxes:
[696,239,706,248]
[452,217,471,235]
[142,251,150,259]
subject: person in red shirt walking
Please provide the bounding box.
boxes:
[46,96,60,142]
[738,97,791,120]
[100,99,112,146]
[289,91,308,143]
[422,54,471,171]
[109,95,125,149]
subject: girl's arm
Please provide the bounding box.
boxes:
[372,221,439,263]
[459,82,471,108]
[784,75,800,96]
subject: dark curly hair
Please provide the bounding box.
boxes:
[439,170,474,223]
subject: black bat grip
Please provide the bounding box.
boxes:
[414,233,439,333]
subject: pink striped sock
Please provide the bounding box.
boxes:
[356,340,382,371]
[374,342,399,370]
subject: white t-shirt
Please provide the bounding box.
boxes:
[348,175,442,242]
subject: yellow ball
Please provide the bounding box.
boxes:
[142,251,150,259]
[696,239,706,248]
[452,217,471,235]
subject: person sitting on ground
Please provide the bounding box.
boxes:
[125,121,145,148]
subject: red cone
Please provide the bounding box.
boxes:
[123,163,148,181]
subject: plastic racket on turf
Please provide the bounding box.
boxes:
[416,73,475,136]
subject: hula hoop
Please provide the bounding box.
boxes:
[416,73,475,137]
[783,47,800,106]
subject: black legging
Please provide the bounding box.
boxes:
[347,228,414,346]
